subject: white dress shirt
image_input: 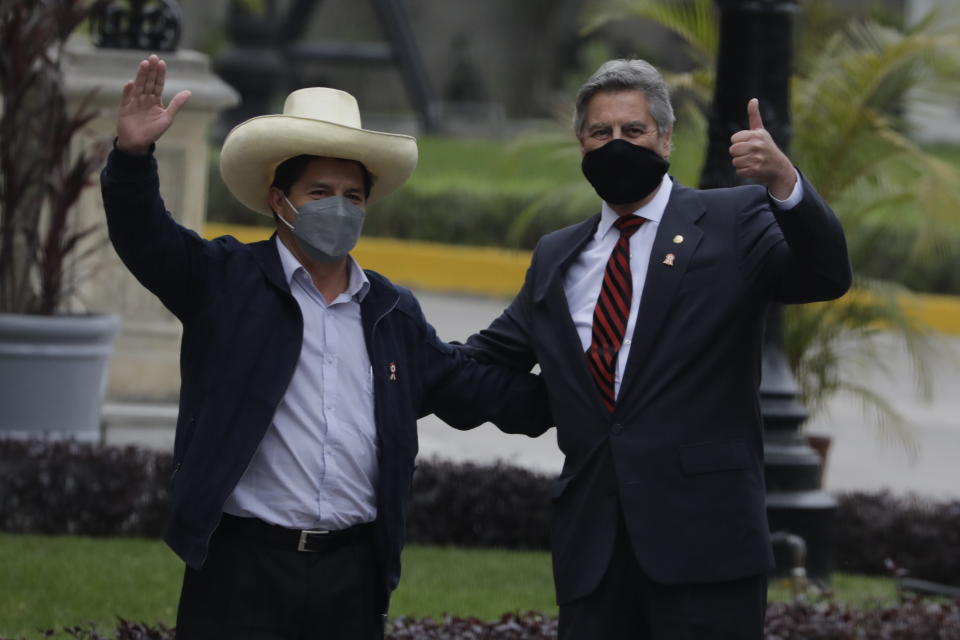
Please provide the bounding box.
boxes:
[563,171,803,399]
[222,237,378,530]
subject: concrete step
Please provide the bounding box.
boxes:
[102,402,177,452]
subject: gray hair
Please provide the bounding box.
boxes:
[573,59,675,138]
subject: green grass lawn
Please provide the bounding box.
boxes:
[0,534,181,639]
[925,144,960,168]
[0,533,898,639]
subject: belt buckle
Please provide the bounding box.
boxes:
[297,529,328,552]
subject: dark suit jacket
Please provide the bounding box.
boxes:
[101,148,551,610]
[465,177,851,605]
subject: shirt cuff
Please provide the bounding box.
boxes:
[769,168,803,210]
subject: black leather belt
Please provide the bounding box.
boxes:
[218,513,375,553]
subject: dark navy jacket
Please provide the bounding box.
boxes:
[465,177,851,604]
[101,149,551,609]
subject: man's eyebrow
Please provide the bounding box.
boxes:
[622,120,649,129]
[305,181,364,196]
[586,122,610,131]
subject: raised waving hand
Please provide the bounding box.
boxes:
[116,54,191,155]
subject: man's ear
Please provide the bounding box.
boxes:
[660,127,674,160]
[267,186,286,217]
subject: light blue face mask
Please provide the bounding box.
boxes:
[279,195,366,263]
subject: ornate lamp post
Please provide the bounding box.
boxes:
[213,0,287,140]
[213,0,440,138]
[90,0,182,52]
[701,0,836,580]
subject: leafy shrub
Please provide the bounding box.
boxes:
[763,601,960,639]
[203,134,960,295]
[834,491,960,585]
[0,439,170,537]
[388,612,558,639]
[407,458,551,549]
[3,604,959,639]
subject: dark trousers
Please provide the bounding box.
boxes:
[559,514,767,640]
[176,517,384,640]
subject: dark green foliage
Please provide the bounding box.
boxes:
[3,604,959,639]
[407,458,552,549]
[388,612,558,639]
[2,619,176,640]
[834,491,960,586]
[204,141,960,294]
[763,601,960,639]
[0,439,170,536]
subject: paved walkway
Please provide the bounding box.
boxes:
[413,290,960,499]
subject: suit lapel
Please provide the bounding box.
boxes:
[531,215,605,409]
[619,183,704,399]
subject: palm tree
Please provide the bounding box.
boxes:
[541,0,960,441]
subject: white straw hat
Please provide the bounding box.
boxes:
[219,87,418,216]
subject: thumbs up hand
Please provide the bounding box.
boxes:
[729,98,796,200]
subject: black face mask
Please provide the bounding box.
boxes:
[581,138,670,205]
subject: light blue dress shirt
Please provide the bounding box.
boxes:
[222,237,378,530]
[563,171,803,399]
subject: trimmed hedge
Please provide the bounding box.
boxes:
[407,458,551,550]
[4,604,960,639]
[204,144,960,296]
[2,439,959,585]
[834,491,960,586]
[762,601,960,639]
[0,439,170,537]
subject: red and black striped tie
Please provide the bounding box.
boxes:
[586,214,645,412]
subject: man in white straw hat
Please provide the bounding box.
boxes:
[101,54,551,639]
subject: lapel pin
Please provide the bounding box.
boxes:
[673,235,684,244]
[388,362,398,381]
[663,253,676,267]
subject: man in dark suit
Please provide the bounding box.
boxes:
[101,55,550,639]
[464,59,851,638]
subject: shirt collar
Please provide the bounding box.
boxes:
[274,235,370,302]
[597,173,673,239]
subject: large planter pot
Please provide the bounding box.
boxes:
[0,312,121,442]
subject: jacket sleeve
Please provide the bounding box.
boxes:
[740,173,852,304]
[407,293,552,438]
[100,146,213,321]
[460,248,540,372]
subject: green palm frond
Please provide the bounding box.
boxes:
[785,276,934,449]
[583,0,718,67]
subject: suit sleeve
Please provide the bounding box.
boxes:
[460,247,540,372]
[740,173,852,303]
[407,293,552,438]
[100,146,212,321]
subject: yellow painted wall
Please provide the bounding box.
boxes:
[203,223,960,334]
